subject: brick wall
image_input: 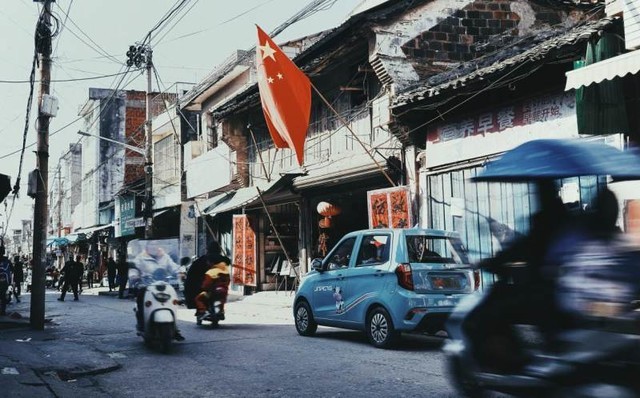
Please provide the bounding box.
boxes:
[402,0,576,70]
[124,102,146,185]
[222,119,249,187]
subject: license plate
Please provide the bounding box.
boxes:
[430,275,462,290]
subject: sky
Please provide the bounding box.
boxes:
[0,0,367,233]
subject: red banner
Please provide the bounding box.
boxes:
[232,215,257,286]
[367,186,412,229]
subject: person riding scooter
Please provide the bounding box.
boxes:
[461,181,574,372]
[132,240,185,341]
[194,259,230,322]
[184,241,231,315]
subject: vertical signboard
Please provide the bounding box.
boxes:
[367,186,412,229]
[119,194,136,237]
[232,215,257,286]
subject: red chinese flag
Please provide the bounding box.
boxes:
[256,25,311,166]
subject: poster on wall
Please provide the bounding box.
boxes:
[367,186,412,229]
[232,215,257,286]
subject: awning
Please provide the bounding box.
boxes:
[74,223,113,235]
[203,175,298,216]
[565,50,640,91]
[196,192,232,216]
[293,152,395,190]
[64,234,84,244]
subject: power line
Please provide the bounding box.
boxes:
[152,0,201,47]
[54,1,121,64]
[145,0,190,45]
[0,68,139,84]
[0,68,143,161]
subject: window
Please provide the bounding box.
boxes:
[405,235,469,265]
[154,135,179,186]
[356,234,390,266]
[326,237,356,270]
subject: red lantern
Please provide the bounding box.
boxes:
[319,217,333,229]
[317,201,341,217]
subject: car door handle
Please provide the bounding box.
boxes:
[337,274,344,281]
[374,270,383,278]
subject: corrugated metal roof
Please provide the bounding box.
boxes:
[393,16,615,108]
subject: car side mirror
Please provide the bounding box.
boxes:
[311,258,323,272]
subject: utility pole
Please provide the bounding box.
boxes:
[56,166,62,238]
[126,44,153,239]
[31,0,53,331]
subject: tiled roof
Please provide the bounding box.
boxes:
[393,16,615,108]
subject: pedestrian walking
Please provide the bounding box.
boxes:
[86,259,95,289]
[117,258,129,299]
[75,257,85,295]
[58,256,82,301]
[107,256,117,292]
[0,246,12,315]
[11,255,23,302]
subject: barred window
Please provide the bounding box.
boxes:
[154,135,180,186]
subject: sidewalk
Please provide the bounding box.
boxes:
[0,292,120,397]
[95,285,296,324]
[0,288,296,396]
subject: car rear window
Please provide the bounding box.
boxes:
[405,235,469,264]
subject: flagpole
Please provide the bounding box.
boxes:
[310,83,397,187]
[247,124,271,183]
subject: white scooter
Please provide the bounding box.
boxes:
[131,267,182,353]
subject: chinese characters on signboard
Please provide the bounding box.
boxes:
[232,215,257,287]
[428,93,574,143]
[119,194,137,237]
[367,186,412,229]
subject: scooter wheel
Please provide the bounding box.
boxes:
[447,356,486,398]
[158,324,173,354]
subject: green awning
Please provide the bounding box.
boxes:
[576,32,630,135]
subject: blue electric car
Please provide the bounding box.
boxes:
[294,228,480,348]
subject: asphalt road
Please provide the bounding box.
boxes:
[2,290,462,398]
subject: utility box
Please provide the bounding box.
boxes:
[27,170,39,198]
[41,94,59,117]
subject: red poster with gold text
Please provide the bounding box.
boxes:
[232,215,257,286]
[367,186,412,229]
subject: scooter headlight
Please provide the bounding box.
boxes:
[152,292,171,303]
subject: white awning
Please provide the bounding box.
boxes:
[74,223,113,235]
[203,176,293,216]
[565,50,640,91]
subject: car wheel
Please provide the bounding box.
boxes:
[366,307,398,349]
[294,300,317,336]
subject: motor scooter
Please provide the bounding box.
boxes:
[131,266,182,353]
[444,139,640,397]
[197,284,227,327]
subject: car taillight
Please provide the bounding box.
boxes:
[395,263,414,291]
[473,270,481,291]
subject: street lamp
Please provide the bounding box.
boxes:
[77,131,145,155]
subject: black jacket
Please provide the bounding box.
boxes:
[184,253,231,309]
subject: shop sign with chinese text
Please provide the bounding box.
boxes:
[232,215,257,286]
[367,186,412,229]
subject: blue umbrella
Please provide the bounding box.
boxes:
[473,139,640,182]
